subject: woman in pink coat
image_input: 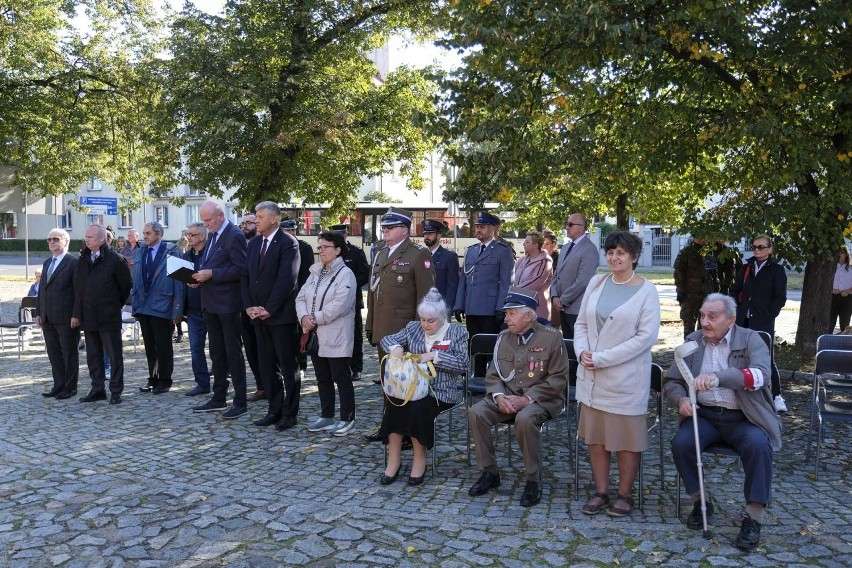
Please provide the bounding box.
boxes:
[513,231,553,320]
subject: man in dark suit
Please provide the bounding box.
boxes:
[131,221,185,394]
[34,228,80,399]
[73,224,132,405]
[729,234,788,412]
[421,219,459,315]
[550,213,599,339]
[329,224,369,380]
[244,202,301,429]
[282,219,316,380]
[239,213,265,401]
[192,200,248,418]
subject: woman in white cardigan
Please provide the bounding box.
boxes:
[574,231,660,517]
[296,231,357,437]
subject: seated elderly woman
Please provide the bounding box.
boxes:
[378,288,469,486]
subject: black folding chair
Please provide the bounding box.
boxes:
[0,297,40,359]
[807,349,852,480]
[465,334,498,465]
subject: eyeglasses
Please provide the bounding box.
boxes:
[240,221,256,226]
[565,222,584,228]
[316,245,335,251]
[186,233,202,238]
[46,237,62,243]
[752,244,771,251]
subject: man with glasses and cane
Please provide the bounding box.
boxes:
[664,293,781,551]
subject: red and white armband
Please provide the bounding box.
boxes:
[739,368,765,391]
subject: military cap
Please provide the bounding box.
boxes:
[329,224,348,235]
[380,206,413,227]
[500,286,539,311]
[476,211,501,226]
[422,219,443,233]
[280,220,297,230]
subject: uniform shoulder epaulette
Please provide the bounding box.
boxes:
[411,242,426,250]
[494,240,509,248]
[539,325,561,335]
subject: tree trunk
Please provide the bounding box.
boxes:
[795,257,834,354]
[615,193,628,230]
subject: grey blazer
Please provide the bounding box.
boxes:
[550,235,599,316]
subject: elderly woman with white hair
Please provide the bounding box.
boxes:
[378,288,469,486]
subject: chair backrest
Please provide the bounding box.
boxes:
[815,349,852,377]
[468,334,499,394]
[755,330,773,356]
[21,296,38,309]
[817,334,852,353]
[650,363,663,394]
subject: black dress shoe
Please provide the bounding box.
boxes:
[520,481,541,507]
[110,393,122,405]
[152,385,171,394]
[80,390,107,403]
[407,474,426,487]
[468,471,501,497]
[254,414,281,427]
[275,417,297,431]
[364,430,383,442]
[56,389,77,400]
[687,499,714,530]
[736,515,761,551]
[42,387,63,398]
[380,467,401,486]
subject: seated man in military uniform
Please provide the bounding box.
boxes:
[467,287,568,507]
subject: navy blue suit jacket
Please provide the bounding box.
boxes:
[199,220,247,314]
[432,245,459,311]
[35,254,78,324]
[241,228,300,326]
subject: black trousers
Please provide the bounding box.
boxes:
[351,308,364,374]
[42,322,80,393]
[85,329,124,394]
[207,311,247,407]
[560,312,578,340]
[240,311,262,390]
[312,355,354,421]
[255,322,300,420]
[137,314,174,386]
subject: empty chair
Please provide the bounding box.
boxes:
[807,349,852,480]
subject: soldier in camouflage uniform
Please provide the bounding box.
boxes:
[715,240,742,296]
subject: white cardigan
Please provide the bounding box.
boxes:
[295,257,357,358]
[573,274,660,416]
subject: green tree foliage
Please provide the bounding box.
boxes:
[0,0,178,212]
[438,0,851,349]
[166,0,441,217]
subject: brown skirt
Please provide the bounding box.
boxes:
[578,404,648,452]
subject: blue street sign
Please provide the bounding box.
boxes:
[79,196,118,215]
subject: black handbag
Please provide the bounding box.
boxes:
[300,267,343,356]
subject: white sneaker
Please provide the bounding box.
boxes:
[774,395,788,413]
[332,420,355,437]
[307,417,336,432]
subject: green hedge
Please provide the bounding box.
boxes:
[0,239,86,252]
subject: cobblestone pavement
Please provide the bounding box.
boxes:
[1,283,850,567]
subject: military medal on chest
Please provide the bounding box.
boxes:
[528,355,536,378]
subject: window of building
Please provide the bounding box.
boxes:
[88,177,104,191]
[186,185,206,197]
[119,211,134,229]
[86,213,104,226]
[59,210,72,230]
[154,205,169,227]
[186,205,200,224]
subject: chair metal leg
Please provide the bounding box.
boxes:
[574,406,581,500]
[814,415,823,481]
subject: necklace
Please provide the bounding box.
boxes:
[611,271,635,285]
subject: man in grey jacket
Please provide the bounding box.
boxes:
[550,213,598,339]
[664,293,781,552]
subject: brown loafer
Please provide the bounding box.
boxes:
[607,493,635,517]
[581,492,610,515]
[247,390,267,402]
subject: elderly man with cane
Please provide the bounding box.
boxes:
[664,293,781,551]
